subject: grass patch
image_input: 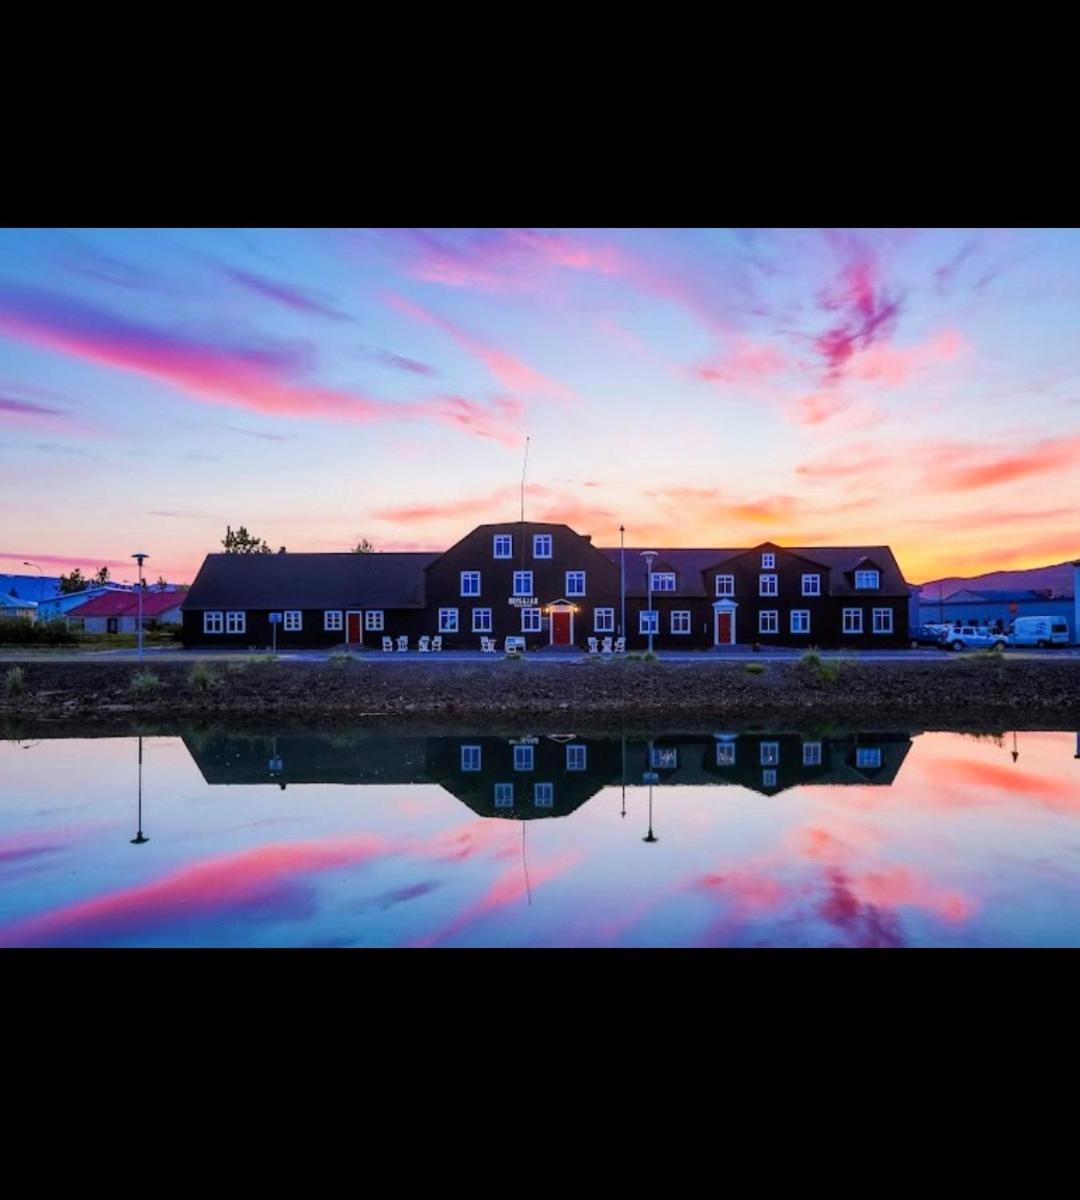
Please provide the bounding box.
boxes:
[187,661,220,692]
[4,666,26,697]
[130,669,162,698]
[744,662,765,675]
[798,650,844,684]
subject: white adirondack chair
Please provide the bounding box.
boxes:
[481,637,496,653]
[432,636,443,652]
[382,636,394,652]
[601,636,613,654]
[397,635,408,652]
[587,637,599,654]
[613,637,626,654]
[418,635,431,652]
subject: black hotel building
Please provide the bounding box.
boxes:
[181,520,910,650]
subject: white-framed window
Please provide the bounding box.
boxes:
[494,783,514,808]
[284,610,302,632]
[594,608,614,633]
[494,534,512,559]
[651,746,678,770]
[513,570,533,596]
[762,769,777,788]
[671,610,691,634]
[203,611,224,634]
[324,610,343,632]
[364,610,384,631]
[566,744,587,771]
[639,610,659,634]
[843,608,863,634]
[759,610,779,634]
[472,607,492,633]
[514,745,534,771]
[762,553,776,569]
[461,745,481,772]
[565,571,585,596]
[534,782,554,807]
[760,741,780,766]
[439,608,458,633]
[650,572,676,592]
[856,747,882,769]
[802,574,821,596]
[759,574,778,596]
[716,742,736,766]
[855,569,880,589]
[460,571,481,597]
[533,534,552,559]
[803,742,822,766]
[872,608,893,634]
[225,610,246,635]
[790,610,810,634]
[521,607,542,633]
[715,574,735,597]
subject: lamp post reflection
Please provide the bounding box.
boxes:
[131,735,149,844]
[1012,731,1019,763]
[643,738,658,843]
[620,730,627,818]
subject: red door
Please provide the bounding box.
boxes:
[717,611,732,644]
[347,612,362,644]
[552,610,571,645]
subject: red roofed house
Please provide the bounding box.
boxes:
[66,589,185,634]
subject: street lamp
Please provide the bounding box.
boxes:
[643,780,658,843]
[619,525,626,641]
[131,552,148,660]
[22,561,44,606]
[640,550,658,655]
[131,735,149,844]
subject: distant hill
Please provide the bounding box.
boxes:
[917,560,1077,600]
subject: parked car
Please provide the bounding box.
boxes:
[908,624,948,648]
[1009,616,1071,648]
[937,625,1009,651]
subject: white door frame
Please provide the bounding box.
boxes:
[712,599,738,646]
[548,600,575,646]
[346,609,363,646]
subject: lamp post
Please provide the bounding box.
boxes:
[619,525,626,641]
[131,735,149,844]
[131,552,148,660]
[643,780,658,843]
[640,550,658,654]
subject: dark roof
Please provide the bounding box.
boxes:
[597,544,909,597]
[182,552,438,611]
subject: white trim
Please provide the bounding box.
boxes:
[323,609,343,632]
[513,745,534,771]
[650,572,676,592]
[438,608,458,633]
[760,741,780,765]
[533,782,554,807]
[594,607,614,633]
[493,534,512,559]
[460,570,481,597]
[872,607,893,634]
[855,569,880,590]
[801,574,821,596]
[472,607,493,633]
[203,610,223,634]
[762,553,776,569]
[715,574,735,597]
[759,574,778,597]
[521,607,542,633]
[532,534,552,559]
[225,610,246,635]
[461,745,482,771]
[566,744,587,771]
[639,609,659,635]
[803,741,822,765]
[364,610,384,632]
[790,609,810,634]
[565,570,586,596]
[284,610,302,632]
[712,599,737,645]
[759,609,779,635]
[671,610,691,634]
[513,570,533,596]
[494,783,514,808]
[843,608,863,634]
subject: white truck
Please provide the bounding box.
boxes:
[1009,616,1070,648]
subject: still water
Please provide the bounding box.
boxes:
[2,726,1079,947]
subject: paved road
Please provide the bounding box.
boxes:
[4,646,1080,664]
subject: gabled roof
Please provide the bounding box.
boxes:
[597,548,740,596]
[66,590,184,618]
[182,552,439,611]
[0,593,37,610]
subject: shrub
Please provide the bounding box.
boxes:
[187,661,220,692]
[4,666,26,697]
[0,617,77,646]
[744,662,765,675]
[130,669,162,698]
[799,650,842,684]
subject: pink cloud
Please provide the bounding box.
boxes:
[927,433,1080,492]
[813,233,903,378]
[845,330,968,387]
[696,338,789,385]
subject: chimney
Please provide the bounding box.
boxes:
[582,534,592,544]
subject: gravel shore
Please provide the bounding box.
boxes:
[3,655,1080,727]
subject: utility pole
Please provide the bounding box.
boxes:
[619,525,625,640]
[640,550,658,654]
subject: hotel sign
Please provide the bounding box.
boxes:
[508,596,538,607]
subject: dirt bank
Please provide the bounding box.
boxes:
[3,655,1080,726]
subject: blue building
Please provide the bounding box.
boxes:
[919,578,1078,642]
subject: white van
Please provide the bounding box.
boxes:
[1009,616,1071,648]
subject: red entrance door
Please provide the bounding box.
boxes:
[717,611,732,644]
[552,610,571,645]
[347,612,362,644]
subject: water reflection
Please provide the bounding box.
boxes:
[1,724,1079,947]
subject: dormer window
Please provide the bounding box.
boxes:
[650,572,676,592]
[854,569,880,589]
[533,534,552,559]
[762,553,775,569]
[493,534,512,559]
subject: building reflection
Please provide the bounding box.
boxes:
[180,727,918,818]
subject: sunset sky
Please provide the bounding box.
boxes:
[1,227,1077,585]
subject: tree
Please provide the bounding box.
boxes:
[58,568,87,594]
[94,566,111,586]
[155,575,167,590]
[352,538,376,553]
[222,525,272,554]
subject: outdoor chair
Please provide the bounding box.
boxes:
[397,635,408,652]
[432,636,443,652]
[601,636,613,654]
[382,637,394,652]
[587,637,599,654]
[418,635,431,652]
[480,637,496,653]
[505,636,525,653]
[613,637,626,654]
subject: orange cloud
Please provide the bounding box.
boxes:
[928,434,1080,492]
